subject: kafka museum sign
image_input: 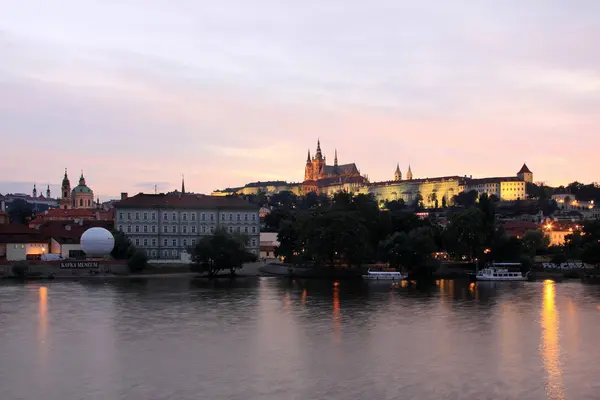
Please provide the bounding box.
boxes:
[59,261,100,269]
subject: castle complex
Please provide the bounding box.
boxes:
[212,140,533,207]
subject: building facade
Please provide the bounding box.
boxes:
[60,169,97,209]
[114,193,261,260]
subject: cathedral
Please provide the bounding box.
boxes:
[302,140,368,193]
[59,169,97,209]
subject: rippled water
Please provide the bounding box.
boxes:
[1,278,600,400]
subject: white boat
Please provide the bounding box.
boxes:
[475,263,528,281]
[362,268,407,280]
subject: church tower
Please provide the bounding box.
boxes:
[312,139,326,180]
[394,163,402,181]
[406,165,413,180]
[517,163,533,183]
[32,183,37,198]
[60,168,71,209]
[181,174,186,194]
[46,185,51,198]
[304,149,313,180]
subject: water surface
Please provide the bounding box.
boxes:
[1,278,599,400]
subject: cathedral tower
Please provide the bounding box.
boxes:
[46,185,51,198]
[60,169,71,209]
[394,163,402,181]
[32,183,37,198]
[406,165,413,180]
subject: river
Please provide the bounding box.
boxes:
[1,278,599,400]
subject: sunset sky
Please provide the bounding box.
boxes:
[1,1,599,199]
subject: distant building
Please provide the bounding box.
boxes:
[38,220,113,259]
[0,224,48,261]
[114,192,260,260]
[60,169,98,209]
[28,208,114,229]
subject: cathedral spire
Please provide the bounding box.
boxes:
[315,139,323,160]
[334,149,338,166]
[406,164,413,180]
[307,149,311,163]
[33,183,37,198]
[181,174,186,194]
[46,184,51,198]
[394,163,402,181]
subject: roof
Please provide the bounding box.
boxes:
[72,184,93,194]
[304,175,368,187]
[244,181,289,188]
[370,176,466,187]
[323,163,359,176]
[0,224,46,244]
[465,176,523,185]
[114,193,258,210]
[38,220,114,244]
[518,163,532,174]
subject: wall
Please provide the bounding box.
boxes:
[6,242,48,261]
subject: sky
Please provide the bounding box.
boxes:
[1,0,599,200]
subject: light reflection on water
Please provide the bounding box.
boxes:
[0,278,599,400]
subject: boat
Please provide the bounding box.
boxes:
[475,262,528,281]
[362,268,407,280]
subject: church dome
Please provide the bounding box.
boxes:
[72,185,92,194]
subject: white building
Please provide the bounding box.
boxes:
[114,192,261,260]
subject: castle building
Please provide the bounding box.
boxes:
[59,169,97,210]
[211,140,533,208]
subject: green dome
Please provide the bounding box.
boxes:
[72,185,92,194]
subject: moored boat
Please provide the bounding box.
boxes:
[475,263,528,281]
[362,268,407,280]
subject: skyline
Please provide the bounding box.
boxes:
[1,1,600,199]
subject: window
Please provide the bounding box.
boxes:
[244,213,248,221]
[191,239,196,246]
[135,239,140,246]
[191,226,196,233]
[191,213,196,221]
[172,212,177,220]
[210,214,214,221]
[182,213,187,221]
[143,239,148,246]
[143,212,148,220]
[163,239,168,246]
[143,225,148,233]
[151,212,156,220]
[127,212,131,220]
[202,226,206,233]
[236,226,241,233]
[228,226,233,233]
[237,213,241,221]
[135,225,140,233]
[251,239,256,247]
[172,239,177,246]
[172,226,177,233]
[119,212,123,220]
[221,213,226,221]
[182,226,187,234]
[135,212,139,219]
[229,213,233,221]
[251,227,256,234]
[151,250,156,257]
[163,250,169,258]
[152,239,156,246]
[201,213,206,221]
[172,250,177,257]
[163,225,168,233]
[152,225,156,233]
[163,212,168,220]
[79,199,83,207]
[210,226,214,233]
[118,225,123,232]
[127,226,132,233]
[244,227,248,233]
[183,239,187,246]
[252,213,256,221]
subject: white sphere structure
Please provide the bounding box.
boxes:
[80,227,115,257]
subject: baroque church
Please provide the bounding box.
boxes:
[302,140,368,193]
[59,169,98,209]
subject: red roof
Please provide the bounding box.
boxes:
[115,193,257,210]
[38,220,114,244]
[0,224,46,243]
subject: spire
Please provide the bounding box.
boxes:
[79,170,86,186]
[181,174,186,194]
[33,183,37,198]
[334,149,338,166]
[407,164,413,180]
[63,168,69,184]
[395,163,400,173]
[315,138,323,160]
[307,149,311,163]
[394,163,402,181]
[46,184,51,198]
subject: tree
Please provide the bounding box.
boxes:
[128,250,148,273]
[444,207,487,260]
[414,192,424,209]
[7,199,34,224]
[441,196,447,209]
[452,190,478,208]
[521,230,550,256]
[111,230,135,259]
[188,229,257,277]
